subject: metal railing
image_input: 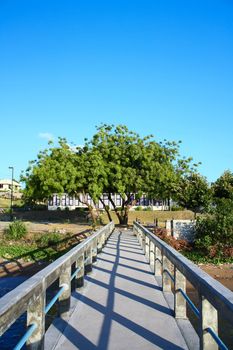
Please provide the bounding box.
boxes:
[134,221,233,350]
[0,222,114,350]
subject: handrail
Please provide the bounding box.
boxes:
[13,323,37,350]
[44,285,66,314]
[205,327,229,350]
[134,221,233,324]
[134,221,232,350]
[0,221,114,349]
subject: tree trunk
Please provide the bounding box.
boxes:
[77,193,99,226]
[99,197,113,222]
[107,194,123,224]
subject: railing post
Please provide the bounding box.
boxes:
[165,220,172,236]
[138,230,142,247]
[27,290,45,350]
[92,237,98,263]
[162,254,172,292]
[59,263,71,319]
[174,268,186,319]
[154,246,162,276]
[85,243,93,273]
[101,232,105,248]
[200,297,218,350]
[141,233,146,253]
[145,236,150,260]
[76,252,84,288]
[149,241,155,273]
[97,235,103,253]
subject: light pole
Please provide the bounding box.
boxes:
[8,166,14,218]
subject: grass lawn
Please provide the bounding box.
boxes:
[101,210,195,225]
[0,197,23,208]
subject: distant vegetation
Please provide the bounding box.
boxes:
[1,124,231,265]
[0,227,91,263]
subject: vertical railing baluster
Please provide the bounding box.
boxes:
[142,233,146,253]
[162,254,172,292]
[154,246,162,276]
[59,263,71,319]
[149,240,155,273]
[85,243,93,273]
[27,289,45,350]
[138,230,142,247]
[200,297,218,350]
[92,237,98,263]
[174,268,186,319]
[145,236,150,260]
[76,252,84,288]
[101,232,105,249]
[97,235,102,253]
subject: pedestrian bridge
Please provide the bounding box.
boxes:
[0,222,233,350]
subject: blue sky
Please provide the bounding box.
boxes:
[0,0,233,183]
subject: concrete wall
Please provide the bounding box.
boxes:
[166,220,196,242]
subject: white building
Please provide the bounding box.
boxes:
[0,179,21,199]
[0,179,21,191]
[48,193,169,211]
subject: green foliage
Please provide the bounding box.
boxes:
[135,206,143,211]
[4,220,28,240]
[171,205,184,211]
[36,232,62,247]
[194,199,233,257]
[143,206,153,211]
[21,124,197,225]
[212,170,233,201]
[182,250,233,264]
[175,173,211,214]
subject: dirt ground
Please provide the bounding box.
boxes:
[0,221,92,235]
[199,263,233,291]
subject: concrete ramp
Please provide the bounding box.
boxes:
[48,230,188,350]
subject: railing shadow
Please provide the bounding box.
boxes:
[0,229,90,277]
[97,257,153,275]
[52,231,185,350]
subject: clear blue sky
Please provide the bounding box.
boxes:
[1,0,233,183]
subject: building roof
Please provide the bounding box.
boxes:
[0,179,20,185]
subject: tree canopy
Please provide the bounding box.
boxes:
[21,124,197,224]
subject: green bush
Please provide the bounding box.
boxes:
[171,205,184,211]
[36,232,62,247]
[4,220,28,240]
[194,198,233,256]
[135,206,142,211]
[143,206,153,211]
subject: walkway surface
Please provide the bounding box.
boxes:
[49,230,188,350]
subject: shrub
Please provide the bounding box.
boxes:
[37,232,61,247]
[135,206,142,211]
[171,205,184,211]
[154,227,192,252]
[143,206,153,211]
[4,220,28,240]
[194,198,233,257]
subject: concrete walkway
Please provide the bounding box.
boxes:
[49,230,188,350]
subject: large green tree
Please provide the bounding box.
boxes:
[84,124,190,224]
[22,124,194,225]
